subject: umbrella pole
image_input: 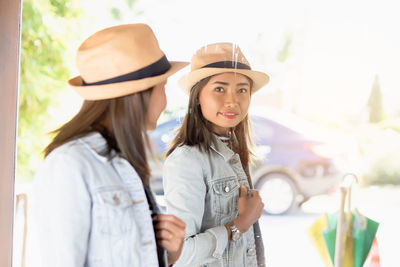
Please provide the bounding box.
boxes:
[334,186,347,267]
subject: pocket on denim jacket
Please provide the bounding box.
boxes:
[211,177,240,216]
[95,189,135,235]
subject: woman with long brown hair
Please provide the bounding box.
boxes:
[163,43,270,266]
[33,24,188,267]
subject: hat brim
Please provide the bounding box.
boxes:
[69,61,189,100]
[179,68,270,95]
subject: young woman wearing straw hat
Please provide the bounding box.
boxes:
[163,43,270,267]
[33,24,188,267]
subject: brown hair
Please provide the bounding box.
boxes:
[44,88,154,184]
[167,75,254,169]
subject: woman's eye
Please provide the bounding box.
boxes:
[214,87,224,92]
[238,88,248,93]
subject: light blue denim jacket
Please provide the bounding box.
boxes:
[163,137,262,267]
[33,132,159,267]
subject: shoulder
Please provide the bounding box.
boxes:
[163,145,208,183]
[45,138,88,164]
[34,139,92,194]
[164,145,209,174]
[165,144,204,163]
[39,135,105,177]
[46,132,109,164]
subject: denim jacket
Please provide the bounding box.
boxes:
[33,132,159,267]
[163,137,264,267]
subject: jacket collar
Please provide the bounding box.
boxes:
[78,132,116,162]
[210,133,238,162]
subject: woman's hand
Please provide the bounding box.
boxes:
[234,185,264,233]
[153,214,186,265]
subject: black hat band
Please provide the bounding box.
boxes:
[201,61,251,70]
[82,55,171,86]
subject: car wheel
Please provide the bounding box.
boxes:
[255,172,297,215]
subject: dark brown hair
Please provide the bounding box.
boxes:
[167,75,254,169]
[44,88,154,184]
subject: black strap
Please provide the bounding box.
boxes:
[245,166,266,267]
[82,55,171,86]
[144,185,169,267]
[201,61,251,70]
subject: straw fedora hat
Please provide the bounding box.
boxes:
[179,42,269,94]
[69,24,188,100]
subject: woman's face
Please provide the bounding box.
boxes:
[198,72,251,135]
[146,80,167,130]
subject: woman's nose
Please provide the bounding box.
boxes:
[224,91,238,107]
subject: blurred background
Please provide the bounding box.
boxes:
[15,0,400,266]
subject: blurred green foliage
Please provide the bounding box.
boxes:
[367,75,385,123]
[357,124,400,185]
[18,0,83,182]
[379,118,400,134]
[277,32,293,63]
[363,151,400,185]
[18,0,139,183]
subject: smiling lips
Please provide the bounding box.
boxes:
[218,112,239,119]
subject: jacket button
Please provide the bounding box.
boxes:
[113,195,120,205]
[247,248,256,256]
[224,186,230,193]
[230,158,238,164]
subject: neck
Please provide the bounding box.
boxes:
[214,132,230,138]
[215,131,232,148]
[99,115,113,135]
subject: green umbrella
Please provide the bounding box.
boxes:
[352,209,379,267]
[321,210,379,267]
[322,212,353,266]
[321,212,338,264]
[309,174,380,267]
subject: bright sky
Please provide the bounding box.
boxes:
[60,0,400,126]
[133,0,400,121]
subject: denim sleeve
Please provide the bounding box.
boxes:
[163,148,228,266]
[33,152,91,267]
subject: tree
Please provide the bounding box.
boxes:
[276,31,293,63]
[367,75,385,123]
[17,0,83,182]
[18,0,138,183]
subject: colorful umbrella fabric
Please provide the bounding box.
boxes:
[308,210,379,267]
[308,213,333,267]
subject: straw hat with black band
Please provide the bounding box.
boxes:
[179,42,270,95]
[69,23,189,100]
